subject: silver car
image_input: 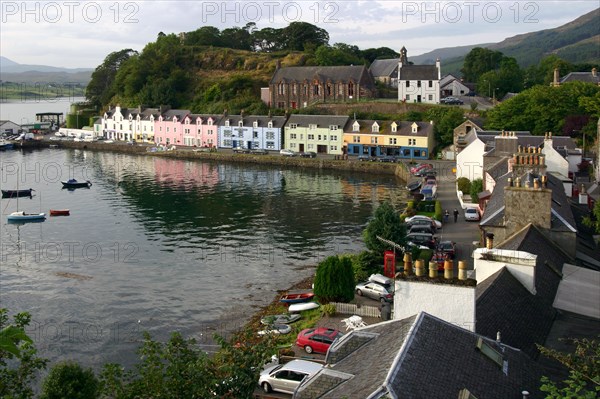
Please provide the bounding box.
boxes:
[259,359,323,394]
[355,281,394,303]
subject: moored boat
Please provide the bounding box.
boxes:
[257,324,292,336]
[288,302,320,313]
[260,313,301,325]
[280,291,315,304]
[2,188,34,198]
[7,211,46,222]
[61,179,92,188]
[50,209,70,216]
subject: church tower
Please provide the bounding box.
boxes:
[400,46,408,64]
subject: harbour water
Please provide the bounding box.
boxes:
[0,97,86,125]
[0,147,407,368]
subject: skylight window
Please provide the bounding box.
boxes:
[476,337,503,367]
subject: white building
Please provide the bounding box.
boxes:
[397,47,441,104]
[440,74,473,97]
[0,120,21,135]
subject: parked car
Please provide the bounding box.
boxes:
[233,147,250,153]
[408,224,436,235]
[441,96,463,105]
[250,149,268,155]
[406,232,437,249]
[358,155,375,162]
[405,215,442,229]
[296,327,343,354]
[299,151,317,158]
[377,155,396,163]
[258,359,323,394]
[280,149,296,157]
[355,280,394,303]
[464,207,481,221]
[437,240,456,259]
[406,217,439,231]
[414,168,436,177]
[410,163,433,174]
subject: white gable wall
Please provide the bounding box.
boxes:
[473,248,537,295]
[542,138,569,176]
[456,138,485,181]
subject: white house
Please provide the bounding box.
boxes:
[440,74,473,97]
[102,105,134,141]
[397,47,441,104]
[456,130,492,181]
[541,133,570,177]
[0,120,21,135]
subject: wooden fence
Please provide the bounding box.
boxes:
[331,302,381,318]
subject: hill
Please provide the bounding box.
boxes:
[0,56,93,85]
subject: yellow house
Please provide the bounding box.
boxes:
[343,120,434,159]
[284,115,350,155]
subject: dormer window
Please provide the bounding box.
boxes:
[207,119,213,126]
[352,121,360,132]
[411,122,419,133]
[391,122,397,133]
[225,120,230,127]
[309,124,317,130]
[238,121,243,127]
[372,122,379,133]
[289,123,297,129]
[267,121,273,128]
[329,125,338,131]
[253,121,258,128]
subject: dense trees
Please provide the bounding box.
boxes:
[85,49,137,107]
[313,256,356,302]
[461,47,504,83]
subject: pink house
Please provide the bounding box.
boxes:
[154,109,190,146]
[182,114,222,147]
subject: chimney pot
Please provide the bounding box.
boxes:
[508,177,513,187]
[522,391,530,399]
[404,252,413,276]
[525,179,531,188]
[429,261,438,278]
[515,177,521,187]
[414,259,425,276]
[541,174,547,187]
[444,260,453,279]
[458,261,468,280]
[486,233,494,249]
[534,178,540,189]
[496,331,501,342]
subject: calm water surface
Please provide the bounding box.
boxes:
[0,148,406,368]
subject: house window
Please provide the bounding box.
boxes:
[331,135,337,141]
[391,124,397,133]
[409,138,416,145]
[348,82,354,97]
[225,120,230,127]
[266,132,275,140]
[307,144,314,150]
[224,130,232,137]
[223,139,232,146]
[428,94,433,100]
[372,124,379,133]
[278,82,285,95]
[313,84,320,95]
[330,145,337,151]
[238,121,243,127]
[417,81,421,88]
[308,134,314,140]
[266,141,275,149]
[406,94,410,101]
[352,122,360,132]
[290,143,296,148]
[318,135,322,141]
[371,137,378,144]
[329,125,338,130]
[289,123,297,129]
[309,124,317,130]
[207,119,213,126]
[267,122,273,128]
[327,85,332,96]
[353,136,360,143]
[277,102,285,108]
[290,133,297,139]
[428,80,433,87]
[208,130,213,135]
[338,85,343,95]
[253,131,258,138]
[253,121,258,128]
[406,81,410,87]
[292,84,297,95]
[389,138,397,145]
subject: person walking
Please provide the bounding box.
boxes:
[444,210,449,223]
[453,208,459,223]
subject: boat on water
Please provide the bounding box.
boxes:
[280,291,315,304]
[7,211,46,222]
[50,209,70,216]
[61,179,92,188]
[2,189,34,198]
[260,313,301,325]
[288,302,320,313]
[0,140,14,150]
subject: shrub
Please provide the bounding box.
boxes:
[434,200,443,221]
[314,256,356,303]
[41,361,99,399]
[321,304,336,316]
[470,178,483,203]
[456,177,471,194]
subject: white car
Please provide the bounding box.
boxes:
[405,215,442,229]
[280,149,296,157]
[259,359,322,394]
[464,207,481,221]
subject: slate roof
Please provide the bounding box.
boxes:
[519,136,577,150]
[480,172,510,227]
[486,157,510,180]
[186,114,223,125]
[270,65,372,85]
[569,201,600,271]
[343,119,433,137]
[560,71,600,84]
[160,109,190,121]
[369,58,399,77]
[399,64,438,80]
[216,114,287,128]
[296,313,545,398]
[286,114,350,128]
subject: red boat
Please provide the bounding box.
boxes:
[280,291,315,304]
[49,209,70,216]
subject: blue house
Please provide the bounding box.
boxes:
[218,114,286,151]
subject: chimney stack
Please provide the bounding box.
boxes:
[444,260,454,279]
[429,261,438,278]
[403,253,413,276]
[579,184,589,205]
[486,233,494,249]
[496,331,501,343]
[458,261,468,280]
[414,259,425,276]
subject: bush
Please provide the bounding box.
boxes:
[321,304,336,316]
[314,256,356,303]
[470,178,483,203]
[456,177,471,194]
[434,200,443,221]
[41,361,99,399]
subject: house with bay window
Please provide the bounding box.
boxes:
[181,114,221,148]
[154,109,190,146]
[218,114,286,151]
[344,119,434,159]
[397,47,441,104]
[284,114,349,155]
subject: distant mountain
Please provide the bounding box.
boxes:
[411,8,600,76]
[0,56,93,73]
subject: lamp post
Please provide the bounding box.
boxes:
[493,87,499,105]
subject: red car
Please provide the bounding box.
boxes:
[296,327,343,354]
[410,163,433,174]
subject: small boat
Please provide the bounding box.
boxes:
[61,179,92,188]
[0,140,14,150]
[7,211,46,222]
[280,291,315,304]
[257,324,292,336]
[2,189,34,198]
[288,302,320,313]
[260,313,301,325]
[405,181,422,192]
[50,209,70,216]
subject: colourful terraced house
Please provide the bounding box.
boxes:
[181,114,221,148]
[154,109,190,146]
[343,119,434,159]
[284,114,349,155]
[218,114,285,151]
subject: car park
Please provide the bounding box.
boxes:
[299,151,317,158]
[355,278,394,303]
[464,207,481,221]
[296,327,343,354]
[280,149,296,157]
[258,359,323,394]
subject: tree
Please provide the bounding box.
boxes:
[470,178,483,203]
[456,177,471,194]
[313,256,355,303]
[425,106,465,148]
[583,200,600,234]
[361,47,399,63]
[538,337,600,398]
[315,43,365,66]
[281,22,329,51]
[85,49,137,106]
[41,362,99,399]
[461,47,504,82]
[0,309,48,399]
[362,202,406,255]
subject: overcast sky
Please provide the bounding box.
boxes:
[1,1,598,69]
